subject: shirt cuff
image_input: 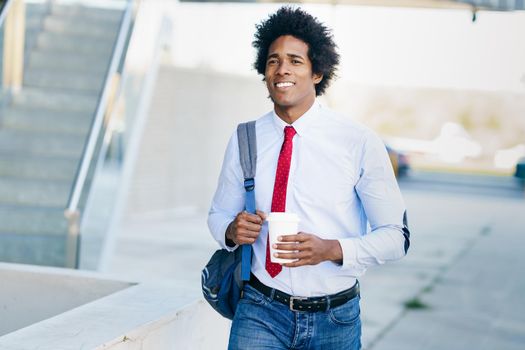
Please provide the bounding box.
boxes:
[337,238,359,269]
[218,221,239,252]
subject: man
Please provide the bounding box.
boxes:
[208,6,410,349]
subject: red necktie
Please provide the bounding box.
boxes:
[266,126,296,278]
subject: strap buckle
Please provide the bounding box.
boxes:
[244,178,255,191]
[289,296,307,311]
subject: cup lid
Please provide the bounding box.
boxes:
[266,212,300,222]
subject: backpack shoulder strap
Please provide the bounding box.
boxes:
[236,121,257,181]
[236,121,257,281]
[236,121,257,215]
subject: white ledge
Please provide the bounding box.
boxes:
[0,264,229,349]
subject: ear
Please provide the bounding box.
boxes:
[313,73,323,85]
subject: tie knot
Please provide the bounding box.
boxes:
[284,126,296,140]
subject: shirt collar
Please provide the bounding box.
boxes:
[271,101,321,137]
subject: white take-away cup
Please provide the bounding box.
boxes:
[266,212,300,264]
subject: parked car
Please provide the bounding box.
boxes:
[515,157,525,180]
[386,145,410,178]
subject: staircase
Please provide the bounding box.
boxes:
[0,2,125,267]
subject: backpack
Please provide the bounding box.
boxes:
[201,121,257,319]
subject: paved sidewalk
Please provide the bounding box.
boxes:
[105,183,525,349]
[367,188,525,350]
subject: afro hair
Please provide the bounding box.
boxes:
[252,6,340,96]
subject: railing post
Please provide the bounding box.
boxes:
[3,0,25,93]
[64,209,80,269]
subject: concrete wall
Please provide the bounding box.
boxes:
[0,263,133,336]
[124,64,273,216]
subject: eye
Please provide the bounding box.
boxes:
[267,59,278,65]
[292,59,302,64]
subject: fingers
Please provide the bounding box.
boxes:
[231,211,266,245]
[274,250,306,260]
[278,251,314,268]
[276,251,311,268]
[273,242,301,251]
[235,235,258,245]
[238,210,266,224]
[233,228,260,245]
[236,210,267,224]
[235,212,262,232]
[238,220,262,232]
[256,210,267,221]
[272,232,324,267]
[233,226,260,245]
[272,232,312,252]
[238,229,260,239]
[278,232,309,242]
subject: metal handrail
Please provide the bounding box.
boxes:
[0,0,14,26]
[66,0,133,213]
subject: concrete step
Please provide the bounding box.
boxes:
[2,107,92,134]
[24,68,105,93]
[43,16,121,37]
[51,4,123,22]
[24,14,47,48]
[24,39,39,58]
[0,129,86,158]
[12,87,98,114]
[0,204,68,235]
[25,16,45,30]
[0,154,79,181]
[1,13,46,48]
[0,231,68,267]
[0,177,71,207]
[26,3,50,17]
[35,32,115,54]
[26,50,108,74]
[24,27,41,40]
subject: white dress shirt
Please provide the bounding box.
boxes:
[208,102,408,297]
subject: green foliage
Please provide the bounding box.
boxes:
[457,109,475,131]
[485,114,501,130]
[404,297,430,310]
[422,285,433,293]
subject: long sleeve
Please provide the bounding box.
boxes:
[338,130,409,269]
[207,132,245,251]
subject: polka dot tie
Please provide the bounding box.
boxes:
[266,126,296,278]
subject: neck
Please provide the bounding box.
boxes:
[274,97,315,124]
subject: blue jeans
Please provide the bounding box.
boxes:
[228,284,361,349]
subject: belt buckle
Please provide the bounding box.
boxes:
[289,296,307,311]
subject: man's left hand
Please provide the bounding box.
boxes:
[273,232,343,267]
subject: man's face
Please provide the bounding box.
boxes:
[265,35,322,115]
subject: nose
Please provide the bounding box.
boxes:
[276,61,291,76]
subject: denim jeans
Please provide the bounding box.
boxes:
[228,284,361,350]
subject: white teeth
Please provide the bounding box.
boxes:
[276,82,294,88]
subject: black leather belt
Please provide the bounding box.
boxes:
[248,274,359,312]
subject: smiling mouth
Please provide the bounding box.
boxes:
[275,82,295,88]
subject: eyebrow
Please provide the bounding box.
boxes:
[267,53,305,60]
